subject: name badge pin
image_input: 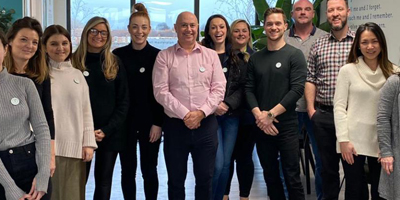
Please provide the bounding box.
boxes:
[139,67,145,73]
[276,62,282,68]
[83,71,89,77]
[11,98,20,106]
[199,67,206,73]
[74,79,80,84]
[222,67,228,73]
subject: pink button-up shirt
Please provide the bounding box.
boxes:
[152,43,226,119]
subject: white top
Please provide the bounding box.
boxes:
[49,59,97,159]
[334,56,396,157]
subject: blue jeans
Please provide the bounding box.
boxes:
[212,115,239,200]
[298,112,323,200]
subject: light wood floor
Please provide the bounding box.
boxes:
[85,141,345,200]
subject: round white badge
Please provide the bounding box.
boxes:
[276,62,282,68]
[11,98,20,106]
[139,67,145,73]
[83,71,89,77]
[222,67,228,73]
[199,67,206,73]
[74,79,80,84]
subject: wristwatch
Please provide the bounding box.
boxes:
[267,111,275,119]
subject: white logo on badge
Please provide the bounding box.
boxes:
[276,62,282,68]
[74,79,80,84]
[11,98,20,106]
[83,71,89,77]
[199,67,206,73]
[139,67,145,73]
[222,67,228,73]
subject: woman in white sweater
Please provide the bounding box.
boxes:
[42,25,97,200]
[334,22,395,200]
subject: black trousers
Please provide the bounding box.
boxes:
[225,123,255,197]
[119,128,161,200]
[0,143,51,200]
[256,123,305,200]
[312,108,341,200]
[163,115,218,200]
[342,156,384,200]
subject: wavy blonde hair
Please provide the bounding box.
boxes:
[230,19,253,62]
[5,17,48,83]
[72,16,118,80]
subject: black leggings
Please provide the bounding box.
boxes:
[224,124,255,197]
[119,130,161,200]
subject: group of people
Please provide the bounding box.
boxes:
[1,0,400,200]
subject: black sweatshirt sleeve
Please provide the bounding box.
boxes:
[101,61,130,137]
[41,78,55,139]
[279,49,307,110]
[245,57,259,110]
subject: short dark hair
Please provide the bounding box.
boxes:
[327,0,348,8]
[263,8,287,23]
[43,25,73,61]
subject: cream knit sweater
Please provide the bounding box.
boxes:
[49,59,97,159]
[334,57,390,157]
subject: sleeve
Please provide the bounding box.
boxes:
[27,80,51,193]
[41,78,55,140]
[152,50,190,119]
[81,77,97,148]
[223,57,246,110]
[0,161,26,199]
[306,42,318,83]
[333,66,350,142]
[245,56,259,110]
[100,61,130,137]
[199,52,227,116]
[377,75,398,158]
[279,49,307,110]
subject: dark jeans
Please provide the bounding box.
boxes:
[312,107,341,200]
[342,156,384,200]
[0,143,51,200]
[163,115,218,200]
[225,123,255,197]
[86,149,118,200]
[256,123,305,200]
[119,128,161,200]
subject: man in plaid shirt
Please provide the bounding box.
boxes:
[305,0,354,199]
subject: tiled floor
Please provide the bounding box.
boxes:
[86,142,345,200]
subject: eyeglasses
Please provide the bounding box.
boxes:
[89,28,108,37]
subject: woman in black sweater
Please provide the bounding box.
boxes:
[72,16,129,200]
[113,3,163,200]
[4,17,54,199]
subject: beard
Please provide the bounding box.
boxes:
[267,32,284,42]
[329,17,348,31]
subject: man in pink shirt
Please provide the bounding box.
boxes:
[152,11,226,200]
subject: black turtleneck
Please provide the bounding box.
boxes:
[113,42,164,135]
[84,52,129,151]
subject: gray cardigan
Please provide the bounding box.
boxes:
[0,68,51,199]
[377,74,400,200]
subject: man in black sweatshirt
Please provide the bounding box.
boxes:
[245,8,306,200]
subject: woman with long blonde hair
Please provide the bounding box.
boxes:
[72,16,129,200]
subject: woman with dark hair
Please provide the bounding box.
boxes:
[334,22,396,200]
[113,3,163,200]
[202,14,244,200]
[43,25,97,200]
[72,16,129,200]
[224,19,255,200]
[0,30,51,200]
[4,16,56,182]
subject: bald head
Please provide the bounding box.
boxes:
[291,0,314,25]
[174,11,198,49]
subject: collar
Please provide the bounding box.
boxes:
[288,24,317,37]
[48,58,72,70]
[329,28,355,41]
[175,42,202,53]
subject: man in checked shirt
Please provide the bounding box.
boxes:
[305,0,354,199]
